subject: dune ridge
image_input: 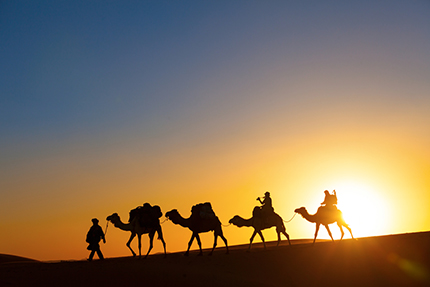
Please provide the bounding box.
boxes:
[1,231,429,287]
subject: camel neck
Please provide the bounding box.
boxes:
[171,213,192,228]
[113,218,134,231]
[301,211,317,223]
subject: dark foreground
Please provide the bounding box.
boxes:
[1,232,430,287]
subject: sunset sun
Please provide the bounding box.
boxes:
[335,181,391,238]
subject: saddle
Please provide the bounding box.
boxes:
[253,206,276,227]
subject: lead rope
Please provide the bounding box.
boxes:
[104,221,109,236]
[283,213,297,223]
[160,218,169,224]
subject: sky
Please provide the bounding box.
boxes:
[1,0,430,261]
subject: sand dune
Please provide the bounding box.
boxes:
[1,232,429,287]
[0,254,39,264]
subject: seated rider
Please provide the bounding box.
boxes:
[321,190,338,211]
[257,191,274,222]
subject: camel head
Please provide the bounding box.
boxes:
[229,215,245,227]
[165,209,180,224]
[106,213,121,226]
[294,207,307,217]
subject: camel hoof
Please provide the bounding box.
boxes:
[184,252,189,257]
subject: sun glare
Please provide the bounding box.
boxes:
[334,181,391,238]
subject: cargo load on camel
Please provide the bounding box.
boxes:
[129,203,163,227]
[191,202,216,220]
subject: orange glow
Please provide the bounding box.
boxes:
[1,1,430,262]
[335,181,392,238]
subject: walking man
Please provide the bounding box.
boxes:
[86,218,106,261]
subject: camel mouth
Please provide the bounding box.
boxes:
[106,213,118,221]
[165,209,177,219]
[228,216,238,223]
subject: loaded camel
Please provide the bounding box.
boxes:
[106,204,167,258]
[229,206,291,251]
[165,203,229,256]
[294,206,354,244]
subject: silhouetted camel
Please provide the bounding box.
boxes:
[106,212,167,258]
[229,206,291,250]
[165,205,229,256]
[294,206,354,243]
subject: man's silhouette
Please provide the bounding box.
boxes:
[86,218,106,261]
[321,190,338,212]
[257,191,275,225]
[257,191,273,212]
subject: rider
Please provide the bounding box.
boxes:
[321,190,338,211]
[257,191,274,223]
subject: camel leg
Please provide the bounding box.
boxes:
[137,234,142,258]
[282,230,291,246]
[215,227,229,254]
[220,234,229,254]
[157,228,167,257]
[313,223,320,244]
[209,234,218,256]
[144,232,155,259]
[126,233,137,257]
[185,234,195,256]
[257,231,266,249]
[324,225,334,242]
[276,223,291,246]
[195,233,203,256]
[248,230,258,251]
[337,222,345,240]
[343,223,354,239]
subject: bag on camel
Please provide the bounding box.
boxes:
[191,202,216,220]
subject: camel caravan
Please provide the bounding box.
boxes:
[105,190,354,259]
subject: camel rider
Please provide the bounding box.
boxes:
[257,192,274,223]
[321,190,338,212]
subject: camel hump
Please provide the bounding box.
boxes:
[252,206,263,218]
[129,203,163,223]
[151,205,163,218]
[191,202,216,220]
[318,205,339,216]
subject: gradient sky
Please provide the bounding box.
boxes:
[1,0,430,261]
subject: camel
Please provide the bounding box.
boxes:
[106,212,166,258]
[165,205,229,256]
[229,206,291,251]
[294,206,354,244]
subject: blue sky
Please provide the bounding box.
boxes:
[3,0,429,145]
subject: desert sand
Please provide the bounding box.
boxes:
[1,231,429,287]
